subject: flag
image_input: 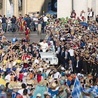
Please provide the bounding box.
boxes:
[91,86,98,97]
[83,86,98,97]
[71,77,83,98]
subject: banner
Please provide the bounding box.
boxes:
[51,0,57,12]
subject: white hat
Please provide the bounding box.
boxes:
[47,65,50,68]
[44,91,51,96]
[38,68,43,72]
[24,72,27,76]
[77,73,84,77]
[36,93,41,97]
[61,67,65,70]
[29,68,33,71]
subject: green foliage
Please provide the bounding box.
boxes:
[60,17,69,24]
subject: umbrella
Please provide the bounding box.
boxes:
[0,78,6,86]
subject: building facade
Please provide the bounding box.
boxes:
[0,0,54,17]
[57,0,98,19]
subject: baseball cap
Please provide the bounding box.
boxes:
[36,93,41,97]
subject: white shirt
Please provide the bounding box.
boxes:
[33,59,39,64]
[82,13,85,17]
[40,42,48,52]
[46,69,51,76]
[7,19,11,26]
[76,60,79,68]
[89,11,93,17]
[53,72,61,79]
[18,89,24,95]
[96,54,98,60]
[33,17,38,24]
[5,74,11,82]
[68,49,74,56]
[23,72,28,83]
[43,16,48,22]
[56,47,60,54]
[0,18,2,23]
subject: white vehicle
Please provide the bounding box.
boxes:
[39,52,58,65]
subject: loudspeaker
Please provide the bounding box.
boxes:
[51,0,57,12]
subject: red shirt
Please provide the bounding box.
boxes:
[22,54,31,60]
[37,74,42,83]
[19,73,24,81]
[25,28,30,35]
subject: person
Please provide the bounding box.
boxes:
[80,10,85,21]
[39,39,49,52]
[38,20,42,35]
[70,10,76,19]
[26,15,31,29]
[43,15,48,32]
[18,14,23,32]
[7,17,12,32]
[68,46,75,65]
[96,15,98,23]
[60,47,70,67]
[44,92,51,98]
[0,15,2,31]
[23,89,29,98]
[2,15,7,32]
[74,56,83,73]
[11,15,16,32]
[0,11,98,98]
[88,8,94,20]
[36,71,43,83]
[24,26,30,42]
[18,83,26,95]
[33,15,38,31]
[0,85,7,98]
[68,60,74,73]
[36,93,42,98]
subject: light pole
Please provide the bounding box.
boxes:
[72,0,74,11]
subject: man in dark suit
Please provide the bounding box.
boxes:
[60,47,65,66]
[55,42,61,65]
[64,48,70,64]
[74,56,83,73]
[60,48,70,68]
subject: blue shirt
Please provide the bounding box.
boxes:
[48,88,59,98]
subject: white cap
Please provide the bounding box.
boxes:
[61,67,65,70]
[44,91,51,96]
[36,93,41,97]
[24,72,27,76]
[47,65,50,68]
[77,73,84,77]
[38,68,43,72]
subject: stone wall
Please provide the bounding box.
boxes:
[57,0,72,18]
[0,0,50,17]
[57,0,98,19]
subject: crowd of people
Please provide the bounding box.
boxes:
[0,13,49,42]
[0,9,98,98]
[0,13,48,36]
